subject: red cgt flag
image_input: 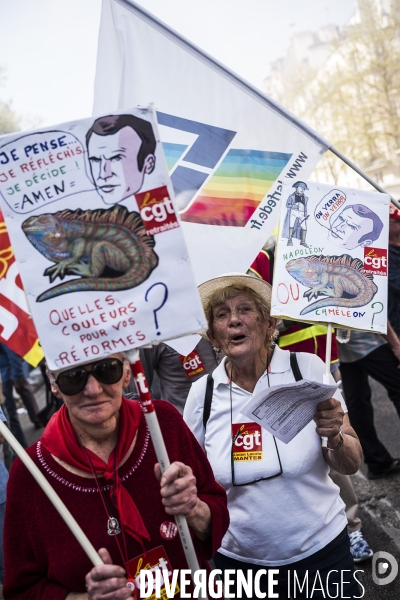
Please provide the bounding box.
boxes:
[0,212,43,367]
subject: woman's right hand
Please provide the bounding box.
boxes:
[85,548,133,599]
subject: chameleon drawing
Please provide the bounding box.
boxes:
[285,254,378,315]
[22,205,158,302]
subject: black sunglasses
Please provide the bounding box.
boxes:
[54,358,124,396]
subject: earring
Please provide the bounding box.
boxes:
[213,346,221,354]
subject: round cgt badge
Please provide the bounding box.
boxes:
[160,520,178,540]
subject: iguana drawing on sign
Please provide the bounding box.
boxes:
[22,205,158,302]
[285,254,378,315]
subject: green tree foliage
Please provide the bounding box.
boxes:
[0,66,21,135]
[272,0,400,182]
[0,101,21,136]
[315,0,400,162]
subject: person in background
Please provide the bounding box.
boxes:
[277,320,340,379]
[388,203,400,337]
[0,408,8,583]
[249,248,373,563]
[248,246,274,284]
[140,338,221,414]
[0,344,41,450]
[337,325,400,480]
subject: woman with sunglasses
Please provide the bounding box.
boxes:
[183,274,363,599]
[3,354,228,599]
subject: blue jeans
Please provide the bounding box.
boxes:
[214,529,360,599]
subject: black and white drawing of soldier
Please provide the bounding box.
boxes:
[282,181,309,248]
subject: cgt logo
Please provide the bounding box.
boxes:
[179,350,205,379]
[232,422,262,452]
[136,185,179,236]
[372,551,399,586]
[364,248,387,276]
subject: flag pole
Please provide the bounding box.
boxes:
[126,349,208,600]
[320,323,334,448]
[0,420,103,567]
[329,146,400,210]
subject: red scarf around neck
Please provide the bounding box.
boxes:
[41,397,150,546]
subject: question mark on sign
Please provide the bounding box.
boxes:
[371,302,384,329]
[145,282,169,336]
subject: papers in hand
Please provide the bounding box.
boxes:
[240,379,338,444]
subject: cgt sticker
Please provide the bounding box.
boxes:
[126,545,179,599]
[232,422,262,461]
[136,185,179,236]
[179,350,205,378]
[364,248,387,276]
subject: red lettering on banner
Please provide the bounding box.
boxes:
[363,247,387,276]
[179,350,205,378]
[136,186,179,236]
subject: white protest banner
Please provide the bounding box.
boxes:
[271,181,390,333]
[93,0,330,285]
[0,107,206,370]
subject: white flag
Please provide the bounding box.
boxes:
[94,0,330,285]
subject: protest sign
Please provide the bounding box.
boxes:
[271,181,389,333]
[0,211,43,366]
[0,107,206,370]
[93,0,329,285]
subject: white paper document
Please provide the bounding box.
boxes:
[241,379,338,444]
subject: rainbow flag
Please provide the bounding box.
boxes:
[180,149,292,226]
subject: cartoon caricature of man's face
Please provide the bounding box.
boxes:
[88,125,155,205]
[328,206,376,250]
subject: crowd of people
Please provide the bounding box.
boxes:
[0,206,399,599]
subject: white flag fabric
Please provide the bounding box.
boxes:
[94,0,330,285]
[271,181,390,333]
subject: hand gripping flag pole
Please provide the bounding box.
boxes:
[127,349,208,600]
[0,420,103,567]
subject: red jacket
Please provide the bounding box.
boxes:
[4,402,228,599]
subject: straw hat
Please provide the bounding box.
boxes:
[198,273,272,312]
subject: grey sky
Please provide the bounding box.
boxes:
[0,0,355,128]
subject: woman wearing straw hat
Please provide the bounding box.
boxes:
[184,274,363,599]
[3,353,228,599]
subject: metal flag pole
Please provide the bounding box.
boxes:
[330,146,400,210]
[126,349,208,600]
[0,420,103,567]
